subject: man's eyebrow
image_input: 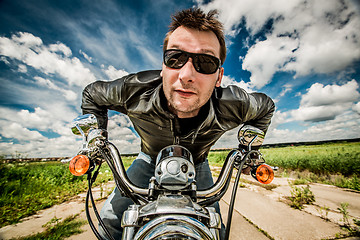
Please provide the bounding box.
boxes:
[167,44,217,56]
[200,49,216,56]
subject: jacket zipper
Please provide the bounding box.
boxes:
[170,118,180,144]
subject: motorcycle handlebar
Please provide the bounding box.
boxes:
[197,150,241,198]
[106,143,149,196]
[104,140,243,199]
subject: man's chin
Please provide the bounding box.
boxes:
[171,105,200,118]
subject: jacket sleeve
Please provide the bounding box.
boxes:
[215,86,275,134]
[81,70,162,129]
[81,76,129,129]
[243,92,275,134]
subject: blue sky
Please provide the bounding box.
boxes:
[0,0,359,158]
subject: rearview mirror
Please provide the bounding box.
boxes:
[71,114,98,137]
[238,125,265,148]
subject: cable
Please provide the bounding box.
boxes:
[85,176,107,240]
[88,177,116,240]
[224,152,248,240]
[84,164,116,240]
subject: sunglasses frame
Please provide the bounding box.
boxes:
[163,49,222,75]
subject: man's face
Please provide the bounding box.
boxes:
[161,26,224,118]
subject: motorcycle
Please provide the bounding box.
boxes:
[68,114,275,240]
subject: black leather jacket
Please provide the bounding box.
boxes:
[82,70,275,163]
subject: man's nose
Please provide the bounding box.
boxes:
[178,58,196,83]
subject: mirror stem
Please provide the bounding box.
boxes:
[248,135,258,151]
[75,124,88,150]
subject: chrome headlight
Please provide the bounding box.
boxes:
[134,215,215,240]
[155,145,196,190]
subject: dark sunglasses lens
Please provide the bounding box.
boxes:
[164,50,188,69]
[164,50,220,74]
[195,54,219,74]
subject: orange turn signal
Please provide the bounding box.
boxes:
[69,155,90,176]
[255,164,274,184]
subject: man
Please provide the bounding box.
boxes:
[81,8,275,239]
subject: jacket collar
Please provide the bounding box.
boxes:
[153,83,217,144]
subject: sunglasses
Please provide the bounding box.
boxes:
[163,49,221,74]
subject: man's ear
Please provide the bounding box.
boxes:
[160,63,165,77]
[215,67,224,87]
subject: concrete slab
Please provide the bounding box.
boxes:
[219,200,269,240]
[1,177,359,240]
[221,181,350,240]
[0,182,114,240]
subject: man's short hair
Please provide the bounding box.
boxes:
[163,8,226,64]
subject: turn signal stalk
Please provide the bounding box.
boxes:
[69,155,90,176]
[251,164,274,184]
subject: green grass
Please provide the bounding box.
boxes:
[0,156,135,228]
[209,142,360,191]
[261,142,360,176]
[208,151,229,167]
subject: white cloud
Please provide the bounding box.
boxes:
[215,108,360,147]
[48,42,72,57]
[79,49,93,63]
[215,78,360,147]
[34,76,77,101]
[290,80,359,122]
[264,110,360,144]
[300,80,360,107]
[198,0,302,35]
[278,84,292,98]
[0,56,9,64]
[0,134,81,158]
[301,111,360,140]
[220,75,254,92]
[102,65,129,80]
[1,101,78,136]
[273,84,293,103]
[0,121,46,142]
[199,0,360,88]
[269,110,290,127]
[0,105,81,157]
[353,102,360,114]
[107,114,141,154]
[264,128,292,144]
[212,126,240,149]
[261,79,360,144]
[291,104,352,122]
[12,32,43,46]
[242,36,298,88]
[18,64,27,73]
[0,32,96,87]
[17,107,52,130]
[282,1,360,78]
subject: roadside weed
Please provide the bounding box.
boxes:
[316,205,330,221]
[287,182,315,210]
[337,202,360,237]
